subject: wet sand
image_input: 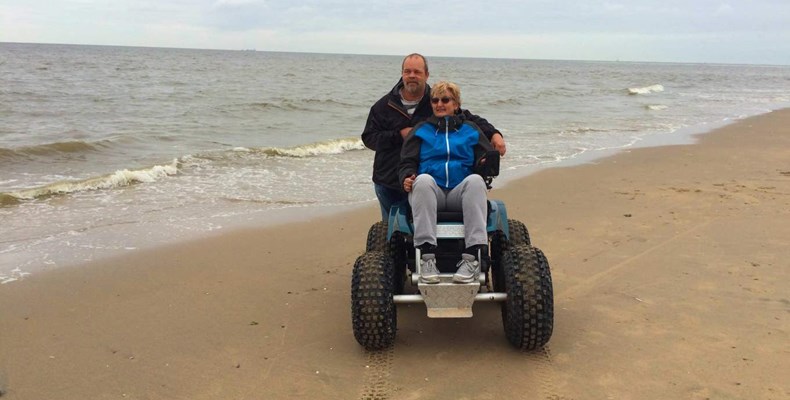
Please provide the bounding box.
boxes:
[1,110,788,399]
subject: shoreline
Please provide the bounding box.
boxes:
[3,106,787,283]
[1,109,788,398]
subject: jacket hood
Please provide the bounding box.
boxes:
[427,114,467,132]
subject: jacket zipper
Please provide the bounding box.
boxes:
[444,120,450,188]
[387,101,411,119]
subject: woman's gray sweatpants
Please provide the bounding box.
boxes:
[409,174,488,248]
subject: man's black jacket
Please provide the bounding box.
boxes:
[362,79,500,190]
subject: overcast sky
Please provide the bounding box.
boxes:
[2,0,789,65]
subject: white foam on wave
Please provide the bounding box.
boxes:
[261,137,365,157]
[226,138,365,158]
[1,267,31,284]
[7,159,179,201]
[628,84,664,95]
[646,104,669,111]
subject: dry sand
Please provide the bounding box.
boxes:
[1,110,789,399]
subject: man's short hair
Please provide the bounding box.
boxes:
[401,53,429,75]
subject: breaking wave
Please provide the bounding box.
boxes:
[236,137,365,158]
[646,104,669,111]
[1,160,179,204]
[0,140,99,161]
[628,84,664,95]
[0,193,21,207]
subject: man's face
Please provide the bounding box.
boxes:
[401,56,428,97]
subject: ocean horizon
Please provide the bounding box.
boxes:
[7,41,790,67]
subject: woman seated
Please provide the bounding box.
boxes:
[399,81,495,284]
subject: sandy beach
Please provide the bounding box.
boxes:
[1,109,789,399]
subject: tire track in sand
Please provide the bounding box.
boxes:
[357,344,567,399]
[525,345,570,400]
[359,346,395,400]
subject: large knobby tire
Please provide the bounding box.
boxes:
[508,219,531,246]
[365,221,388,252]
[491,219,529,291]
[501,244,553,350]
[490,219,530,285]
[489,230,508,292]
[389,231,407,294]
[365,221,407,294]
[351,251,397,350]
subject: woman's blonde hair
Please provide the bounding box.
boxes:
[431,81,461,107]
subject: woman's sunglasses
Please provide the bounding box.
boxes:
[430,97,453,104]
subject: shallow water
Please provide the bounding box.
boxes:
[1,43,789,282]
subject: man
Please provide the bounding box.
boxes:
[362,53,506,221]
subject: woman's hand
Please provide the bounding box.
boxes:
[403,174,416,193]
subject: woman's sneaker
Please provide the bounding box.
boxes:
[452,254,480,283]
[419,254,440,284]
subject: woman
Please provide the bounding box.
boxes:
[398,81,495,284]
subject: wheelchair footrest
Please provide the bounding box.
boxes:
[418,279,480,318]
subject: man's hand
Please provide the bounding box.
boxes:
[491,133,507,156]
[400,127,412,139]
[403,174,416,193]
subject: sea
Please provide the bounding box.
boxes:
[1,42,788,283]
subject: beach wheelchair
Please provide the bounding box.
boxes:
[350,156,554,350]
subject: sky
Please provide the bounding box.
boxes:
[2,0,789,65]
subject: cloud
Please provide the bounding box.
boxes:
[212,0,263,7]
[715,3,734,16]
[1,0,788,64]
[603,2,625,12]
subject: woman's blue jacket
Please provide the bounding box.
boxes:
[399,114,494,190]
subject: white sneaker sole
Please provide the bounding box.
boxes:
[419,275,440,284]
[452,274,478,284]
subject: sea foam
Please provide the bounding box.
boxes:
[3,160,179,203]
[234,138,365,158]
[628,84,664,95]
[0,268,31,284]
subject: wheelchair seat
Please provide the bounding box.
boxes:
[435,200,493,223]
